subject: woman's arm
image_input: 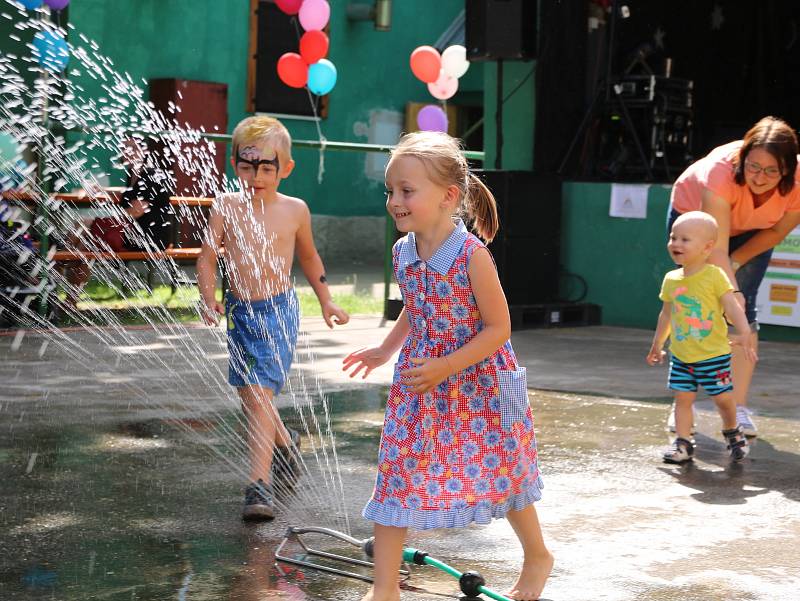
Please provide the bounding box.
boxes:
[701,189,739,286]
[730,211,800,267]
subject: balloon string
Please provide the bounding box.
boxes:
[292,17,327,184]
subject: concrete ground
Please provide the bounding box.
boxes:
[1,307,799,600]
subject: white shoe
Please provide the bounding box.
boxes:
[736,406,758,437]
[667,403,697,434]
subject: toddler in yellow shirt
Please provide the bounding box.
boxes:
[647,211,757,463]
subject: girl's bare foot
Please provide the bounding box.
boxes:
[506,552,554,600]
[359,585,401,601]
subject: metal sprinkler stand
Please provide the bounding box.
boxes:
[275,526,410,583]
[275,526,513,601]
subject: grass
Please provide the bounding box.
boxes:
[297,289,383,317]
[65,280,382,326]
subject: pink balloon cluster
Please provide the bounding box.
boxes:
[275,0,337,95]
[276,0,330,31]
[409,44,470,101]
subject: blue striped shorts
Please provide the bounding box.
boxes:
[668,353,733,396]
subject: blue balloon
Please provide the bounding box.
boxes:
[307,59,337,96]
[19,0,44,9]
[32,30,70,73]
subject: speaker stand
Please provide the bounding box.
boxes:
[495,58,503,169]
[555,0,653,181]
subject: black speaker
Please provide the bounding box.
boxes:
[475,170,561,304]
[465,0,537,61]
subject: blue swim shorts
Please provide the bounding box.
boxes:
[668,353,733,396]
[226,289,299,393]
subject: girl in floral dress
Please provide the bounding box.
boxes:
[343,132,552,601]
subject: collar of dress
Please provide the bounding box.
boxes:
[397,219,469,275]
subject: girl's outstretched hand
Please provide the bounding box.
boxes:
[342,346,391,379]
[401,357,452,394]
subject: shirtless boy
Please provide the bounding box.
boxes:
[197,115,349,520]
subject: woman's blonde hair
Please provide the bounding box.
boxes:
[390,131,499,242]
[231,115,292,163]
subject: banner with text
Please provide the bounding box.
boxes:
[756,226,800,327]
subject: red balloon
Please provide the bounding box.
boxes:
[277,53,308,88]
[275,0,303,15]
[410,46,441,84]
[300,30,329,65]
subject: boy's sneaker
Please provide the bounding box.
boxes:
[273,428,301,493]
[242,479,275,521]
[662,437,695,464]
[736,406,758,437]
[667,403,697,434]
[723,426,750,463]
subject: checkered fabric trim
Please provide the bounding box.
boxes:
[498,367,529,430]
[362,472,543,530]
[397,219,469,274]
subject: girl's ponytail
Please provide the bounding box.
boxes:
[466,172,499,243]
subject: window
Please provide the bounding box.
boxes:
[247,0,327,118]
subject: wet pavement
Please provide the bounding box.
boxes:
[2,318,799,600]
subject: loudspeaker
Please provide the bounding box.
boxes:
[475,170,561,304]
[465,0,537,61]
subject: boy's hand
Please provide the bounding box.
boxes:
[646,346,666,366]
[342,346,392,379]
[730,334,759,363]
[401,357,452,394]
[200,301,225,326]
[321,299,349,328]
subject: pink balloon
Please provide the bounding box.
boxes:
[427,70,458,100]
[417,105,448,133]
[299,0,331,32]
[44,0,69,9]
[275,0,303,14]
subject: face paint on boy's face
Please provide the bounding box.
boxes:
[235,144,280,177]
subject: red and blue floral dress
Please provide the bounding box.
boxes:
[363,220,543,530]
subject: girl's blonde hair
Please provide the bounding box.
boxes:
[390,131,499,242]
[231,115,292,163]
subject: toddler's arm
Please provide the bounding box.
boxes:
[342,307,410,379]
[646,302,672,365]
[196,202,225,325]
[721,291,758,362]
[294,204,349,328]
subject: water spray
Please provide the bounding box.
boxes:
[276,526,513,601]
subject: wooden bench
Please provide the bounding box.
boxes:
[3,192,224,307]
[50,247,210,292]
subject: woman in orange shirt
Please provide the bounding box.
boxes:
[668,116,800,436]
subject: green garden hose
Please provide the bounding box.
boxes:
[402,547,513,601]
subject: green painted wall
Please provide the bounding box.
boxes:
[64,0,477,217]
[560,181,800,342]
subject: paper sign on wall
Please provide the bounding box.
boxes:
[609,184,649,219]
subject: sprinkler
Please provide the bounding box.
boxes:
[275,526,409,583]
[275,526,512,601]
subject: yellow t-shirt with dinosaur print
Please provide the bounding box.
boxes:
[659,264,734,363]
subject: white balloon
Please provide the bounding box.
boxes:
[441,45,470,79]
